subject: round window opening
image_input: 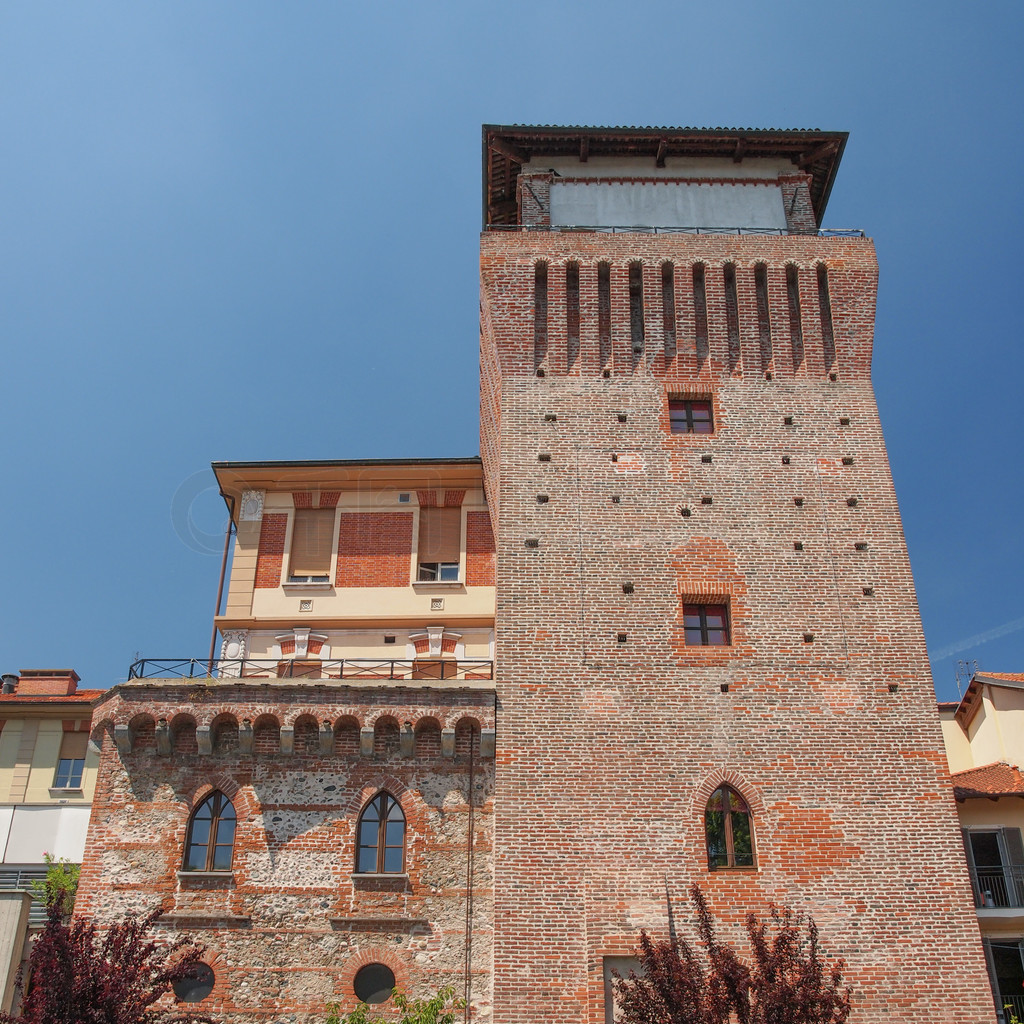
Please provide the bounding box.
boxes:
[172,962,215,1003]
[353,963,396,1005]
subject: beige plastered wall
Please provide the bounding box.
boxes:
[941,686,1024,774]
[226,486,496,623]
[0,718,97,805]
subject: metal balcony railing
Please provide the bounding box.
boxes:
[484,224,866,237]
[127,657,494,683]
[999,993,1024,1023]
[971,866,1024,908]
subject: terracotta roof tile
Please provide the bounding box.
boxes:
[951,762,1024,800]
[0,690,103,705]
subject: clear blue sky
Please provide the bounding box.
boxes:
[1,2,1020,703]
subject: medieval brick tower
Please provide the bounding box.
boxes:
[70,124,997,1024]
[478,126,994,1023]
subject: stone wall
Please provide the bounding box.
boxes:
[75,680,495,1022]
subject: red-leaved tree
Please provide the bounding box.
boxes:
[0,907,216,1024]
[615,886,851,1024]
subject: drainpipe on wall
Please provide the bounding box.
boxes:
[207,492,236,674]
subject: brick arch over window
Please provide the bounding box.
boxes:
[340,948,409,1007]
[692,769,765,819]
[182,789,237,873]
[355,789,406,874]
[188,774,257,821]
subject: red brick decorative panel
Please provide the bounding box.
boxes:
[466,511,495,587]
[253,513,288,589]
[335,513,413,588]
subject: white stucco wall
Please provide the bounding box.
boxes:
[543,155,794,180]
[549,180,787,230]
[2,806,91,863]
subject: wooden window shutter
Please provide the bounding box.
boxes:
[290,509,335,575]
[59,732,89,760]
[419,508,461,563]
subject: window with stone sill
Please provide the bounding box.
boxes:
[356,791,406,874]
[705,785,755,870]
[288,508,334,584]
[53,732,88,789]
[417,507,461,583]
[182,791,236,872]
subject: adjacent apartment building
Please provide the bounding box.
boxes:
[72,125,996,1022]
[941,672,1024,1022]
[0,669,99,1012]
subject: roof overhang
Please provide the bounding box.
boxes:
[954,672,1024,728]
[212,458,483,521]
[483,124,848,228]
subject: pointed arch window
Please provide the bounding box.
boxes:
[357,791,405,874]
[704,785,754,869]
[183,791,236,872]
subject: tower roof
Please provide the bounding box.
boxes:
[482,124,848,227]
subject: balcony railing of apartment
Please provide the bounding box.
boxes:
[484,224,867,237]
[128,658,494,683]
[999,993,1024,1023]
[971,866,1024,908]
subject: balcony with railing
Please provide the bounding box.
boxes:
[127,657,493,683]
[1000,994,1024,1023]
[970,865,1024,911]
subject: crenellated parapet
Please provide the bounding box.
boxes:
[91,678,496,761]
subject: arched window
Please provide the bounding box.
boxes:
[183,791,236,872]
[357,791,405,874]
[704,785,754,869]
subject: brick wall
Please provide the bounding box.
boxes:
[253,513,288,589]
[335,512,413,588]
[465,511,495,587]
[480,231,995,1024]
[75,681,495,1022]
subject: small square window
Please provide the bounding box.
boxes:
[669,399,713,434]
[683,603,730,646]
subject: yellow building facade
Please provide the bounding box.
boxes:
[941,672,1024,1022]
[0,669,100,1011]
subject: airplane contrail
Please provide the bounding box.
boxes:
[928,614,1024,662]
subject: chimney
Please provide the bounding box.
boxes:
[14,670,80,696]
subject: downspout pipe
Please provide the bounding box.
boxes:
[207,491,236,674]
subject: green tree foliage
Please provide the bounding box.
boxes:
[0,907,214,1024]
[28,853,79,917]
[615,886,851,1024]
[326,984,464,1024]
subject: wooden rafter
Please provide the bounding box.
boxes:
[488,136,530,165]
[655,138,668,168]
[798,139,838,169]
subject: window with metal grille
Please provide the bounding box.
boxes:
[705,785,755,869]
[182,791,236,872]
[356,791,405,874]
[683,604,729,646]
[288,508,335,583]
[669,399,713,434]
